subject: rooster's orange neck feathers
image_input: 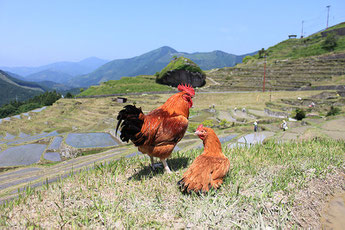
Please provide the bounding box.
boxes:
[159,92,190,118]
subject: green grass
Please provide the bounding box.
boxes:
[259,34,345,60]
[247,22,345,61]
[79,75,172,96]
[1,138,344,228]
[156,56,204,80]
[324,22,345,32]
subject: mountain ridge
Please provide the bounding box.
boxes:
[25,70,74,84]
[0,57,108,77]
[69,46,256,87]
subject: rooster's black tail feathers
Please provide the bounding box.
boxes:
[116,105,145,145]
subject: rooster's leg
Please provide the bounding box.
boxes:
[162,159,172,174]
[150,156,155,170]
[150,156,162,170]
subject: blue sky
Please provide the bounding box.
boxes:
[1,0,344,67]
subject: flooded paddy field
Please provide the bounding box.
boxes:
[65,133,119,148]
[44,152,62,162]
[0,144,47,167]
[47,136,63,150]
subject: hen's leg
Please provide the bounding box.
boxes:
[162,159,172,174]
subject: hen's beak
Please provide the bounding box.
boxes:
[195,130,201,135]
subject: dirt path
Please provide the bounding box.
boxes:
[206,77,220,85]
[232,109,256,120]
[218,110,237,122]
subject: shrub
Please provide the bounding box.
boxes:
[18,103,40,113]
[219,119,228,128]
[294,108,306,120]
[202,119,214,127]
[322,32,337,51]
[242,55,254,63]
[187,123,198,133]
[0,91,61,118]
[0,104,17,118]
[65,92,73,98]
[326,106,341,116]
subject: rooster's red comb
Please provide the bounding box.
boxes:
[177,84,195,97]
[196,124,204,131]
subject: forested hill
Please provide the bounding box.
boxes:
[0,70,44,106]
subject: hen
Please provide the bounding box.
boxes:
[116,84,195,173]
[178,124,230,193]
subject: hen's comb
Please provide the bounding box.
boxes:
[196,124,204,131]
[177,84,195,97]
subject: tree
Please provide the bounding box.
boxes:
[326,106,341,116]
[65,92,73,98]
[258,48,266,58]
[18,103,40,113]
[294,108,306,120]
[322,32,337,51]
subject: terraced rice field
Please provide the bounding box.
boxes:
[0,90,344,205]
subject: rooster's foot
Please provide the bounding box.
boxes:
[150,162,163,170]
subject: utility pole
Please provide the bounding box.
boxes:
[326,5,331,29]
[263,55,266,92]
[301,20,304,38]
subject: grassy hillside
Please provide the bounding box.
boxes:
[245,22,345,62]
[1,138,344,228]
[207,52,345,91]
[205,22,345,92]
[0,70,44,106]
[78,75,172,96]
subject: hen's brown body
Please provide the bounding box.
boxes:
[178,125,230,193]
[116,84,195,173]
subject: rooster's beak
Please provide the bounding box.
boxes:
[195,130,201,135]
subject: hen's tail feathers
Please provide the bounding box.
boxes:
[177,177,213,195]
[116,105,146,146]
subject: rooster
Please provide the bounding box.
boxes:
[178,124,230,193]
[116,84,195,173]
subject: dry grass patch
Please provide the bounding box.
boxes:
[193,91,325,110]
